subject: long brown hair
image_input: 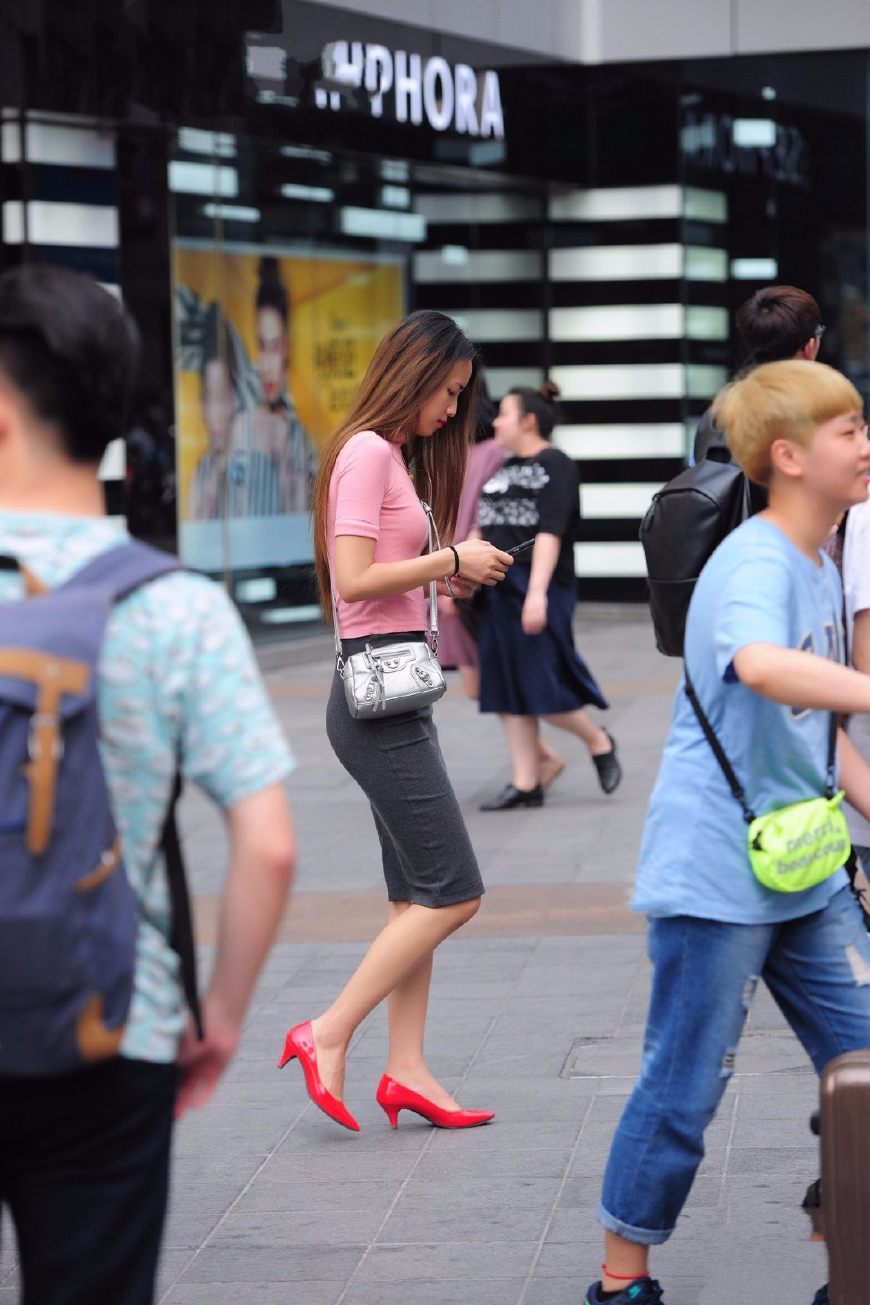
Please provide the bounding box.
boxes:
[312,309,480,613]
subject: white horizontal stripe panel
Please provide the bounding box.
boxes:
[550,363,684,401]
[168,160,238,197]
[574,541,647,578]
[732,257,779,280]
[261,604,323,625]
[414,249,542,283]
[550,303,683,342]
[550,304,728,343]
[235,577,277,603]
[687,365,729,399]
[684,187,727,223]
[340,207,426,241]
[1,119,116,168]
[548,186,727,225]
[685,246,728,282]
[448,309,543,342]
[686,305,729,340]
[98,438,126,481]
[549,186,682,222]
[486,367,544,394]
[2,201,119,248]
[555,424,686,459]
[414,193,542,224]
[550,244,683,281]
[579,482,661,520]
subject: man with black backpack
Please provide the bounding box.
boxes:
[641,285,825,656]
[694,284,826,462]
[0,265,296,1304]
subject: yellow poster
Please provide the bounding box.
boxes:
[172,241,405,570]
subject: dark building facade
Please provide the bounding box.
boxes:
[1,1,867,632]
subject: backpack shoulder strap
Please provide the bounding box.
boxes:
[57,540,183,602]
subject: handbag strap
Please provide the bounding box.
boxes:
[683,668,838,825]
[331,499,442,669]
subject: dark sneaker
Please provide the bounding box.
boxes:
[811,1287,828,1305]
[592,730,622,795]
[584,1277,664,1305]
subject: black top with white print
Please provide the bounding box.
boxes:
[478,446,580,586]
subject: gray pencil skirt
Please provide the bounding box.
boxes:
[326,633,485,908]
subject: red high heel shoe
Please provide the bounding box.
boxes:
[376,1074,494,1129]
[278,1021,360,1132]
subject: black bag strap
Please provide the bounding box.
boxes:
[160,771,203,1041]
[683,668,838,826]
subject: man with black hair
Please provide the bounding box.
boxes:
[0,265,296,1304]
[694,284,825,462]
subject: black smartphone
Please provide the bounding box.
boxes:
[507,538,536,556]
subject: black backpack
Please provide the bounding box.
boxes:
[639,449,756,657]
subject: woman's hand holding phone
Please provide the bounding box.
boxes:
[454,538,513,585]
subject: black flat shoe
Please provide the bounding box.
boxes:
[592,731,622,795]
[480,783,544,811]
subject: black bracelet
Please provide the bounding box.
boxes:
[448,545,461,577]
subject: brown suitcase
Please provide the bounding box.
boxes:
[820,1050,870,1305]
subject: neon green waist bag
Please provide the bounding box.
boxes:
[685,673,850,894]
[748,791,849,892]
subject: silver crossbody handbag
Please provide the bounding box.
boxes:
[332,500,448,720]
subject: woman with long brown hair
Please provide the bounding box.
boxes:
[278,310,512,1132]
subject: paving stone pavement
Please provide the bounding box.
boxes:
[0,606,828,1305]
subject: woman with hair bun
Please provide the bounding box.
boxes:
[477,382,622,810]
[277,310,512,1133]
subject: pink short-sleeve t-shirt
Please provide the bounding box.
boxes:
[328,430,429,638]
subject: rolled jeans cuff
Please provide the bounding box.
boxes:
[597,1201,674,1246]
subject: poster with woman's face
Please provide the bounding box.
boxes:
[172,241,405,572]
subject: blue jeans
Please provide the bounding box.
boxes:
[599,886,870,1245]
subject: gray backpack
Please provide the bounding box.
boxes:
[0,540,199,1077]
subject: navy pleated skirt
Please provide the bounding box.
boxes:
[477,568,608,716]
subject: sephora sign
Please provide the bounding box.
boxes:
[315,41,505,140]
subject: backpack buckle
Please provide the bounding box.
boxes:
[24,710,64,855]
[27,712,64,763]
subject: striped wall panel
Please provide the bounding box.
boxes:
[414,182,729,597]
[1,111,126,513]
[412,191,548,411]
[549,183,729,592]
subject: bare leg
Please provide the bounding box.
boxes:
[602,1231,649,1292]
[537,735,565,789]
[542,708,611,755]
[458,663,480,700]
[309,897,480,1099]
[500,713,541,789]
[384,903,460,1110]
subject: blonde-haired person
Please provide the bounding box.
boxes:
[585,360,870,1305]
[278,310,512,1133]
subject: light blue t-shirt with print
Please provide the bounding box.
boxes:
[634,514,848,923]
[0,512,294,1062]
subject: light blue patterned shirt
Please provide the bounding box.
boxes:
[0,512,294,1062]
